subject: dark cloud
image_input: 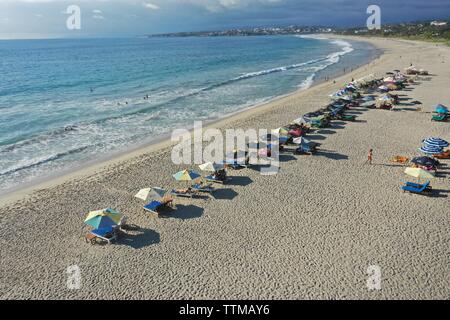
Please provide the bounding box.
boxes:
[1,0,449,38]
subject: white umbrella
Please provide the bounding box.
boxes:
[293,137,311,145]
[199,162,224,172]
[135,187,167,201]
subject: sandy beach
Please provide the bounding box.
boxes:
[1,36,449,299]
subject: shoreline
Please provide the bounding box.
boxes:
[0,34,382,206]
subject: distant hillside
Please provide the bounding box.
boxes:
[144,20,450,45]
[145,26,334,38]
[336,20,450,44]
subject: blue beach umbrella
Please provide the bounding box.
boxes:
[419,145,443,155]
[435,104,448,114]
[84,208,121,229]
[423,137,449,148]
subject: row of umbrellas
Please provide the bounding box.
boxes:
[84,130,314,227]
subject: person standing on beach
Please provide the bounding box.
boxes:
[364,149,373,165]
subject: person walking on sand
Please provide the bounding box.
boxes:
[364,149,373,165]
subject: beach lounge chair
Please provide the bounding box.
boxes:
[143,199,173,214]
[225,162,247,170]
[115,215,129,231]
[433,150,450,159]
[85,227,117,245]
[391,156,409,164]
[340,114,356,121]
[401,181,432,194]
[295,144,316,155]
[206,169,230,184]
[170,188,199,198]
[205,175,231,184]
[191,183,215,194]
[431,114,447,122]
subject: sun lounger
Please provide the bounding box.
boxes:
[431,115,447,122]
[288,128,303,137]
[170,189,199,198]
[191,183,215,194]
[295,144,317,155]
[226,162,247,170]
[340,114,356,121]
[222,157,249,169]
[143,200,173,214]
[433,150,450,159]
[205,175,231,184]
[391,156,409,164]
[85,227,117,245]
[401,181,432,194]
[114,215,129,232]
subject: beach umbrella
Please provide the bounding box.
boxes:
[411,156,439,167]
[279,136,289,145]
[419,145,443,155]
[423,137,449,148]
[293,137,311,145]
[199,162,224,172]
[84,208,121,229]
[173,169,201,181]
[404,167,435,180]
[293,116,309,125]
[362,96,375,101]
[275,127,289,136]
[435,104,448,114]
[135,187,167,201]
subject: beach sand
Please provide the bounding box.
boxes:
[0,36,449,299]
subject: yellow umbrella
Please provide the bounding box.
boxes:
[404,167,435,180]
[275,127,289,137]
[84,208,122,229]
[173,169,201,181]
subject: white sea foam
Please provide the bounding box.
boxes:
[298,74,315,90]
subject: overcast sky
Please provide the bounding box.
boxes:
[1,0,450,39]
